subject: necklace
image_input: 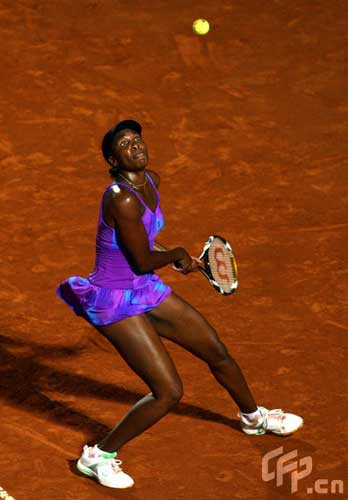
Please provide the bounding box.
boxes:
[117,171,148,190]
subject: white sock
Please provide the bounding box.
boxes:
[240,407,263,425]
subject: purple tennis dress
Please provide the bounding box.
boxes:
[56,172,172,326]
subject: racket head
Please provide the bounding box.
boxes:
[198,235,238,295]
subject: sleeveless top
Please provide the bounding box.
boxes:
[87,171,165,289]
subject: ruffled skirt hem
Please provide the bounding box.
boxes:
[56,274,172,326]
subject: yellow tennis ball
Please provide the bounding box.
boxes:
[192,18,210,36]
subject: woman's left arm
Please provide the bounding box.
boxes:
[153,240,168,252]
[153,240,202,272]
[148,170,166,254]
[150,172,201,271]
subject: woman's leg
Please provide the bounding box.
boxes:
[93,313,183,452]
[146,291,257,414]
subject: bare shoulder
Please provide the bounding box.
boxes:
[146,169,160,189]
[108,184,142,220]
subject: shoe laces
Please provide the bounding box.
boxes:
[110,458,123,472]
[262,408,286,429]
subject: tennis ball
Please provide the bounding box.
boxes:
[192,18,210,36]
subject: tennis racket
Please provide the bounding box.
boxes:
[173,235,238,295]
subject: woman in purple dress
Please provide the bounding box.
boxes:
[56,119,303,489]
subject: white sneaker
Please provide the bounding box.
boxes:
[76,445,134,488]
[238,406,304,436]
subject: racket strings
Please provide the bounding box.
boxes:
[208,241,237,293]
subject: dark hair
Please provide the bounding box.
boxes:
[109,164,119,178]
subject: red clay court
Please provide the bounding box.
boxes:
[0,1,347,499]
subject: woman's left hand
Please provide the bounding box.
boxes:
[172,256,203,274]
[189,256,203,272]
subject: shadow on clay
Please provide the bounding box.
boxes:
[0,331,243,445]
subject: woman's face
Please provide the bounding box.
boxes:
[111,128,148,171]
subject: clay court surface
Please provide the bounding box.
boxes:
[1,0,347,498]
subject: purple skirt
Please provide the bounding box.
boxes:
[56,274,172,326]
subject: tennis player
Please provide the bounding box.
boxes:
[56,119,303,489]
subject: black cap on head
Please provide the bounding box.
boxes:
[102,119,142,163]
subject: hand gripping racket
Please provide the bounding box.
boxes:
[173,235,238,295]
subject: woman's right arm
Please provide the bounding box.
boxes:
[109,190,190,274]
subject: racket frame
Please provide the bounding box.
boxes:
[197,235,238,295]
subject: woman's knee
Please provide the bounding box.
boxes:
[156,378,184,407]
[206,338,232,368]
